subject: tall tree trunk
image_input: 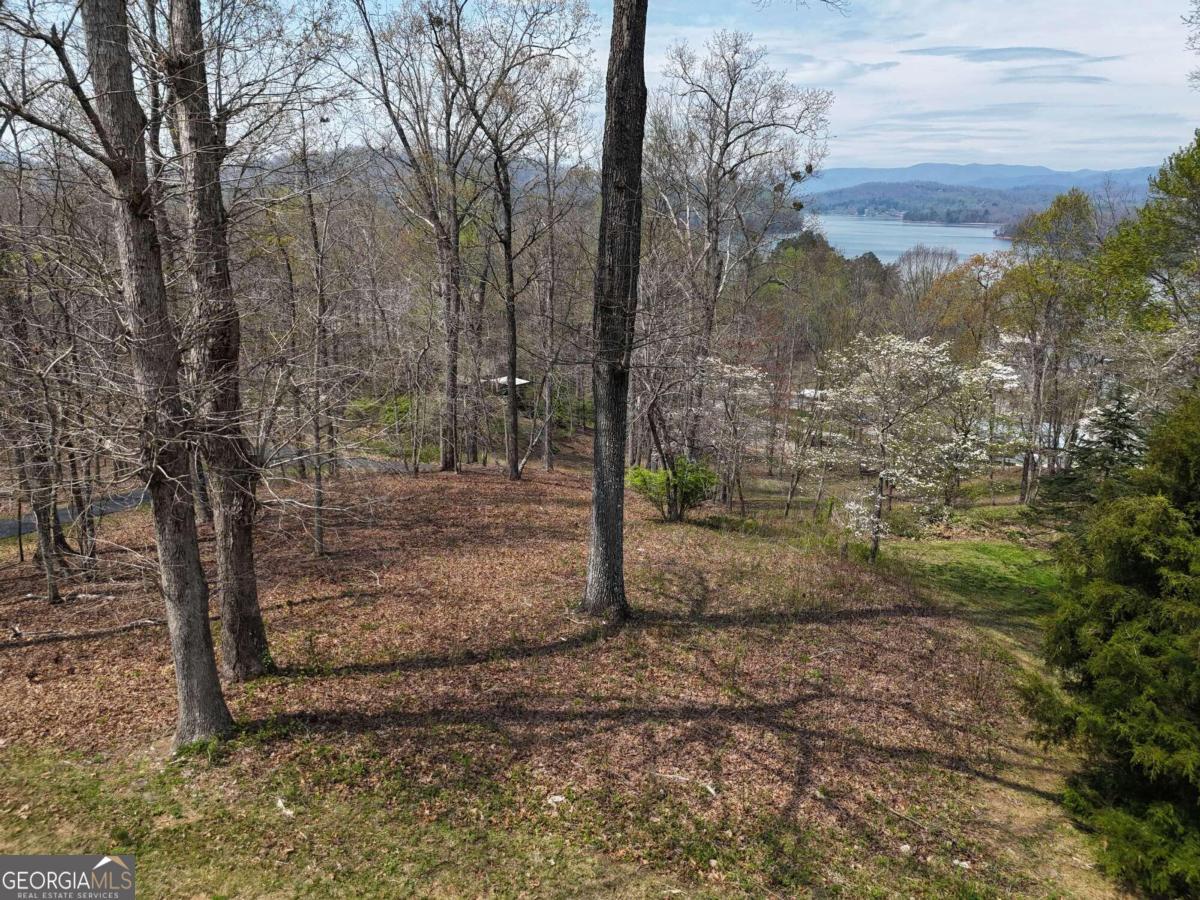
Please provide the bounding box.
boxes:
[15,478,25,563]
[81,0,232,744]
[64,438,97,569]
[683,206,724,457]
[167,0,270,680]
[297,133,328,555]
[869,470,885,564]
[580,0,649,621]
[541,152,558,472]
[268,219,308,478]
[192,448,213,525]
[868,434,889,563]
[495,160,521,481]
[542,377,553,470]
[465,261,488,465]
[438,229,462,472]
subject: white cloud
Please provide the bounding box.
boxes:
[591,0,1200,167]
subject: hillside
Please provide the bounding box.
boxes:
[808,163,1156,195]
[802,163,1156,227]
[0,451,1117,897]
[805,180,1054,224]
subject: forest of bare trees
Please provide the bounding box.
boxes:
[1,0,1197,759]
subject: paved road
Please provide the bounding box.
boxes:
[0,488,148,540]
[0,453,414,541]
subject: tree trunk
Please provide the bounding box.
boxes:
[16,485,24,563]
[167,0,270,680]
[465,263,488,465]
[81,0,232,744]
[580,0,649,621]
[25,450,61,604]
[542,377,553,471]
[297,134,328,555]
[438,229,462,472]
[869,470,885,563]
[783,468,801,519]
[541,155,558,472]
[813,468,827,522]
[684,206,724,458]
[272,222,307,479]
[192,448,213,525]
[65,440,97,568]
[496,160,521,481]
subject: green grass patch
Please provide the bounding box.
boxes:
[0,733,1011,899]
[886,539,1060,651]
[0,742,695,899]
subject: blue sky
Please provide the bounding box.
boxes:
[600,0,1200,168]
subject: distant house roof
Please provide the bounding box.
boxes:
[484,376,531,387]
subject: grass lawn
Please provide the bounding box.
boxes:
[885,539,1061,652]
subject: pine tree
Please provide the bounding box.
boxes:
[1022,392,1200,897]
[1075,385,1145,484]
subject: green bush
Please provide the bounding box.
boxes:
[1022,393,1200,897]
[626,459,717,522]
[1141,392,1200,526]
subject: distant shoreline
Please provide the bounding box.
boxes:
[812,212,1013,238]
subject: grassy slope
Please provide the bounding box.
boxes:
[0,466,1118,898]
[884,506,1121,900]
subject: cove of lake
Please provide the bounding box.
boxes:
[804,214,1011,263]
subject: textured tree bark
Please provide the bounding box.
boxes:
[191,448,213,525]
[541,182,556,472]
[579,0,649,621]
[167,0,270,680]
[437,229,462,473]
[465,266,488,464]
[495,159,521,481]
[81,0,232,744]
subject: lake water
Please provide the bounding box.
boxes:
[808,214,1010,263]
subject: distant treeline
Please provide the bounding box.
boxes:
[807,179,1149,231]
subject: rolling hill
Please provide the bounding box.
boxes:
[803,163,1156,226]
[807,163,1157,194]
[805,180,1059,224]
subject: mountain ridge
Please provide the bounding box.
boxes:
[809,163,1157,195]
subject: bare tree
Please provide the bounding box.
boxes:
[578,0,648,621]
[647,31,830,457]
[429,0,590,480]
[165,0,271,680]
[0,246,61,603]
[0,0,233,743]
[350,0,486,472]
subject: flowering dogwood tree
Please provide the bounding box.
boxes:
[931,356,1021,507]
[822,334,966,561]
[704,359,772,512]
